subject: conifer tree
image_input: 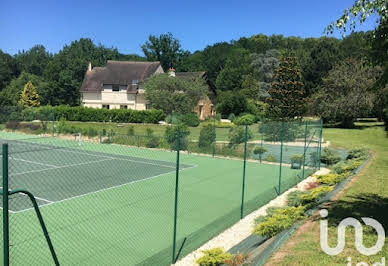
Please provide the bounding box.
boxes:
[267,56,306,120]
[20,81,40,107]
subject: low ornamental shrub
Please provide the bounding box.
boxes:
[224,252,250,266]
[287,191,309,207]
[316,173,349,185]
[86,127,98,137]
[264,154,277,162]
[346,148,369,160]
[233,114,255,126]
[21,106,164,124]
[201,121,234,128]
[196,248,233,266]
[165,124,190,150]
[254,206,305,238]
[228,126,252,147]
[300,185,334,203]
[320,148,342,165]
[166,112,200,127]
[332,159,364,174]
[253,146,268,162]
[198,124,216,148]
[127,126,135,136]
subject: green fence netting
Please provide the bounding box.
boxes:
[0,111,322,266]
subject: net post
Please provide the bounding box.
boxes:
[277,121,285,195]
[318,119,323,170]
[172,127,181,264]
[240,125,248,219]
[2,143,9,266]
[302,120,308,179]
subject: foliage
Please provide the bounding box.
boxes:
[300,185,334,202]
[164,124,190,150]
[127,126,134,136]
[253,145,267,162]
[346,148,369,160]
[196,248,233,266]
[19,106,164,123]
[178,112,201,127]
[287,190,310,207]
[216,91,249,117]
[228,113,236,122]
[15,45,52,76]
[141,32,189,71]
[320,148,342,165]
[312,58,382,128]
[199,124,216,148]
[20,81,40,107]
[332,159,364,174]
[291,154,304,162]
[267,55,306,120]
[0,50,19,91]
[144,74,207,115]
[254,206,305,237]
[233,114,256,126]
[384,109,388,132]
[228,126,252,147]
[316,173,349,185]
[259,120,304,142]
[201,121,235,128]
[224,252,250,266]
[264,154,277,162]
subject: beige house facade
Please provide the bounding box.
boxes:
[81,61,216,119]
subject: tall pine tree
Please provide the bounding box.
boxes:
[267,56,306,120]
[20,81,40,107]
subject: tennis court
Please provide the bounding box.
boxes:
[0,130,316,265]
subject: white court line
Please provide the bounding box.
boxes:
[12,164,197,214]
[11,158,113,177]
[53,148,177,169]
[10,157,58,168]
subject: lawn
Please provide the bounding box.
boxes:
[266,122,388,265]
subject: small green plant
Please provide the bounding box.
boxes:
[199,124,216,148]
[127,126,135,136]
[145,128,154,137]
[233,114,255,126]
[333,159,363,174]
[316,173,349,185]
[196,248,233,266]
[264,154,277,162]
[287,190,309,207]
[253,146,268,163]
[254,206,305,237]
[301,185,334,202]
[56,117,67,134]
[320,148,342,165]
[228,126,252,147]
[346,148,369,160]
[87,127,98,137]
[290,154,304,169]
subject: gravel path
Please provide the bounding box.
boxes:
[173,168,330,266]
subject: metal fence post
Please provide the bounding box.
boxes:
[2,144,9,266]
[240,125,248,219]
[172,128,181,264]
[277,122,285,195]
[318,120,323,170]
[302,121,308,179]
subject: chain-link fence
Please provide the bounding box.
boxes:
[0,114,322,265]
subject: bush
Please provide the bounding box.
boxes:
[165,124,190,150]
[127,126,135,136]
[196,248,233,266]
[146,136,160,148]
[253,146,267,162]
[21,106,165,124]
[6,121,20,130]
[228,113,236,122]
[86,127,98,138]
[224,252,250,266]
[383,108,388,132]
[259,121,304,142]
[233,114,256,126]
[320,148,342,165]
[301,185,334,203]
[287,191,309,207]
[264,154,277,162]
[316,173,349,185]
[333,159,363,174]
[228,126,252,147]
[145,128,154,137]
[346,148,369,160]
[290,154,304,169]
[201,121,234,128]
[199,124,216,148]
[166,112,200,127]
[254,206,305,237]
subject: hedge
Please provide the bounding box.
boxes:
[18,106,165,124]
[383,108,388,132]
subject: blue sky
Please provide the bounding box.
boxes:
[0,0,378,55]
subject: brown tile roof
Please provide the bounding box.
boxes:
[81,60,162,92]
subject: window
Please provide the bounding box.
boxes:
[112,84,119,91]
[120,105,127,109]
[132,80,139,85]
[102,105,110,109]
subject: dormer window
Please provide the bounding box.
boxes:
[112,84,119,91]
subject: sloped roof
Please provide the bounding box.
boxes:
[81,60,162,92]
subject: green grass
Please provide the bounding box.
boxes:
[267,122,388,265]
[0,131,311,265]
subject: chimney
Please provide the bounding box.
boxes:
[168,67,176,77]
[88,62,92,71]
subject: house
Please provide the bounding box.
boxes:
[81,60,163,110]
[81,61,217,120]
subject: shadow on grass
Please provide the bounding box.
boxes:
[313,193,388,229]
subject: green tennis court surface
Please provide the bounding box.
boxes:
[0,131,314,265]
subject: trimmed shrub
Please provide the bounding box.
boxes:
[127,126,135,136]
[287,191,309,207]
[165,124,190,150]
[228,126,252,147]
[233,114,255,126]
[346,148,369,160]
[290,154,304,169]
[333,159,363,174]
[320,148,342,165]
[199,124,216,148]
[264,154,277,162]
[86,127,98,138]
[301,185,334,203]
[196,248,233,266]
[254,206,305,237]
[146,136,160,148]
[201,121,234,128]
[253,146,268,162]
[145,128,154,137]
[179,112,200,127]
[21,106,164,124]
[316,173,349,185]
